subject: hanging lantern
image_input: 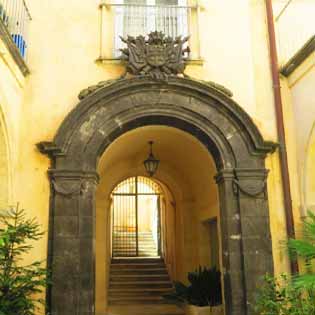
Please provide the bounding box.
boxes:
[143,141,160,177]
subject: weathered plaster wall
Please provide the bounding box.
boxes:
[273,0,315,64]
[284,53,315,216]
[0,0,304,311]
[0,35,25,209]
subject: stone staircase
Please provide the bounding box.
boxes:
[108,258,184,315]
[108,258,172,305]
[112,231,159,257]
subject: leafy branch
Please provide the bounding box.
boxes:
[0,205,50,315]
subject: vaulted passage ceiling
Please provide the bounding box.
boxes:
[97,125,218,200]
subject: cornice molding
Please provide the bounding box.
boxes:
[281,35,315,77]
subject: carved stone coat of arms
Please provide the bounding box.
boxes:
[120,31,190,80]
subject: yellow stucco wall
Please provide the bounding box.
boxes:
[1,0,311,312]
[271,0,315,272]
[285,53,315,217]
[0,35,25,209]
[273,0,315,65]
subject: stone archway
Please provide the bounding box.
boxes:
[38,77,276,315]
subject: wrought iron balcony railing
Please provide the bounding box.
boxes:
[0,0,31,60]
[275,0,315,65]
[100,1,200,59]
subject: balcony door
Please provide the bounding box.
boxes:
[114,0,188,56]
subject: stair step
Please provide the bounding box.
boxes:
[110,281,172,289]
[112,258,163,263]
[109,257,173,307]
[113,238,155,241]
[110,275,170,282]
[109,290,172,297]
[113,233,153,235]
[112,254,159,257]
[107,304,185,315]
[110,280,172,285]
[110,269,168,275]
[110,273,169,278]
[113,237,156,240]
[108,299,172,305]
[109,287,173,294]
[112,251,158,255]
[111,259,164,264]
[112,251,153,253]
[113,240,157,242]
[112,248,157,251]
[113,245,156,247]
[109,295,165,301]
[111,264,165,270]
[113,242,156,244]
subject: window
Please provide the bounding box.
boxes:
[0,0,31,59]
[113,0,189,56]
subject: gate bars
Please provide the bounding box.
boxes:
[111,176,162,258]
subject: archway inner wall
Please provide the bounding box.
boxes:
[94,125,222,313]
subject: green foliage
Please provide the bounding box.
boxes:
[288,211,315,290]
[255,274,315,315]
[255,211,315,314]
[0,206,49,315]
[163,266,222,307]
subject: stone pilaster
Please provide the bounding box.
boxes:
[48,170,99,315]
[216,170,246,315]
[233,168,273,315]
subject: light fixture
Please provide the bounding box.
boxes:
[143,141,160,177]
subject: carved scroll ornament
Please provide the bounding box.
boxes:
[52,180,85,197]
[233,179,267,198]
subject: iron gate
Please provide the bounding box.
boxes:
[111,176,162,257]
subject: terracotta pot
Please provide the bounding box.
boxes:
[184,304,223,315]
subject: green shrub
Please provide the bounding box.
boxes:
[255,274,315,315]
[0,206,49,315]
[163,266,222,307]
[255,211,315,315]
[288,211,315,290]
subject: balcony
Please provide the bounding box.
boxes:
[0,0,31,75]
[98,1,201,62]
[275,0,315,66]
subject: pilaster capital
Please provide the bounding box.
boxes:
[48,169,99,197]
[36,141,64,158]
[215,168,269,198]
[215,169,235,184]
[234,168,269,179]
[233,168,269,198]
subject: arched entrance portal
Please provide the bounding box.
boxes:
[111,176,162,258]
[39,77,276,315]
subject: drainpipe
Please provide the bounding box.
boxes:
[265,0,298,274]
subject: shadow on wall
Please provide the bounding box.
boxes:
[0,106,10,211]
[305,121,315,214]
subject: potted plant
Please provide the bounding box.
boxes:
[164,266,223,315]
